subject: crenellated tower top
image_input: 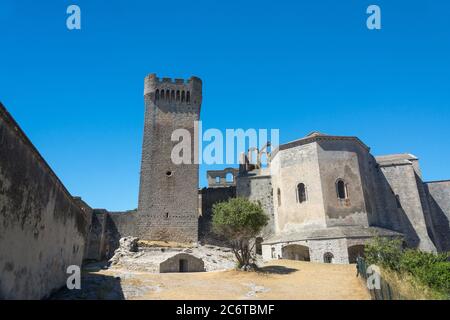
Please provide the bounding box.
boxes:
[144,74,202,113]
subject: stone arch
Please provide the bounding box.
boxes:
[347,245,365,263]
[336,179,348,200]
[159,253,205,273]
[323,252,334,263]
[282,244,310,261]
[297,183,307,203]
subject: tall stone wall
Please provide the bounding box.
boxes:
[425,180,450,252]
[198,186,235,245]
[316,139,371,228]
[377,161,436,252]
[270,142,327,233]
[137,74,202,243]
[236,172,275,239]
[0,103,89,299]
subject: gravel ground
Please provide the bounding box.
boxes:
[52,259,370,300]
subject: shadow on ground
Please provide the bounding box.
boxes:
[257,265,298,275]
[50,271,125,300]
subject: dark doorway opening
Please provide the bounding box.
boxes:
[255,237,263,255]
[179,259,188,272]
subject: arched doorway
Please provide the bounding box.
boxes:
[347,245,365,263]
[282,244,310,261]
[323,252,334,263]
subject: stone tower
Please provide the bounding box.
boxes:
[137,74,202,243]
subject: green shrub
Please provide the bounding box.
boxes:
[400,249,448,274]
[418,262,450,297]
[364,237,403,272]
[365,238,450,298]
[399,250,450,297]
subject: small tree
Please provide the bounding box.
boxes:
[212,197,268,270]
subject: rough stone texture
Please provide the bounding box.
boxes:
[0,103,89,299]
[242,133,449,264]
[159,253,205,273]
[198,186,235,245]
[316,139,371,228]
[109,237,140,265]
[207,168,239,188]
[137,74,202,243]
[424,180,450,252]
[270,142,327,233]
[261,226,400,264]
[377,157,436,251]
[108,244,235,272]
[119,236,139,252]
[236,170,274,239]
[83,74,203,253]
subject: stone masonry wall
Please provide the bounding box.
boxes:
[159,253,205,273]
[378,163,436,251]
[236,173,275,239]
[425,180,450,252]
[198,186,235,245]
[0,103,89,299]
[137,74,202,243]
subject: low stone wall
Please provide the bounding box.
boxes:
[0,103,89,299]
[159,253,205,273]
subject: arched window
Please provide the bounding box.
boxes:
[336,179,348,200]
[171,90,175,101]
[176,90,180,101]
[226,172,234,183]
[160,90,165,100]
[181,91,185,102]
[186,91,191,103]
[215,176,220,184]
[277,188,281,207]
[155,89,159,100]
[166,89,170,101]
[297,183,307,203]
[323,252,334,263]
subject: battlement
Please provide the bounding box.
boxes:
[148,74,201,85]
[144,73,202,105]
[144,73,202,95]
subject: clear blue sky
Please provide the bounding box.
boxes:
[1,0,449,211]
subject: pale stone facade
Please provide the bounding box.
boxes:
[237,132,450,264]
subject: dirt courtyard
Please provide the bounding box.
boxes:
[55,259,371,300]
